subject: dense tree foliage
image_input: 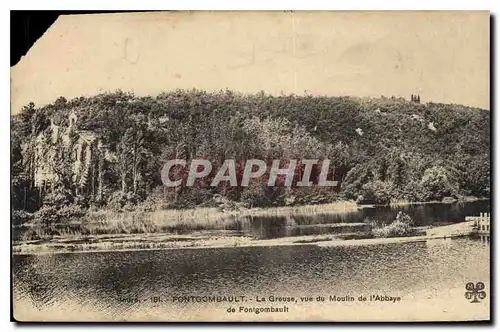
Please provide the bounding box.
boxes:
[11,90,490,223]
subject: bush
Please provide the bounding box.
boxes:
[240,183,271,208]
[420,166,458,201]
[282,187,337,206]
[395,211,414,226]
[56,204,86,220]
[372,220,412,238]
[42,189,74,206]
[12,210,32,226]
[360,180,393,205]
[364,216,383,228]
[401,180,425,202]
[31,204,86,225]
[33,205,60,225]
[107,191,140,211]
[371,211,415,238]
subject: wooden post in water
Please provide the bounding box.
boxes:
[477,212,490,234]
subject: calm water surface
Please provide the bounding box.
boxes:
[14,238,490,320]
[13,200,491,320]
[241,200,491,238]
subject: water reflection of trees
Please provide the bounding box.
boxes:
[243,201,489,239]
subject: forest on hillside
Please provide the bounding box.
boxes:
[11,90,490,225]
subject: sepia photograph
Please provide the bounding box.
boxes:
[10,10,490,322]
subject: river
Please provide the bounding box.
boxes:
[236,199,491,239]
[12,200,491,321]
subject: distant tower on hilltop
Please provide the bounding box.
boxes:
[411,94,421,104]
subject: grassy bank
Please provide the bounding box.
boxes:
[13,200,482,254]
[15,201,359,241]
[386,196,488,207]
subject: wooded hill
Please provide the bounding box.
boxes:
[11,90,490,223]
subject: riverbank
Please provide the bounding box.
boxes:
[358,196,489,209]
[16,196,490,242]
[12,220,479,256]
[14,200,360,242]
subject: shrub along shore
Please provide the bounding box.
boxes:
[13,199,486,255]
[13,212,476,256]
[14,201,359,241]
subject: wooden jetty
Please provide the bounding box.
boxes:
[466,212,491,234]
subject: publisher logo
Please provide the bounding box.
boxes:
[465,282,486,303]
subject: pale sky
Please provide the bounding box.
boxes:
[11,11,490,114]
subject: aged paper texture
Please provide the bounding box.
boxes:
[11,11,490,322]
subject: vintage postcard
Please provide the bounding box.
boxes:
[11,11,490,322]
